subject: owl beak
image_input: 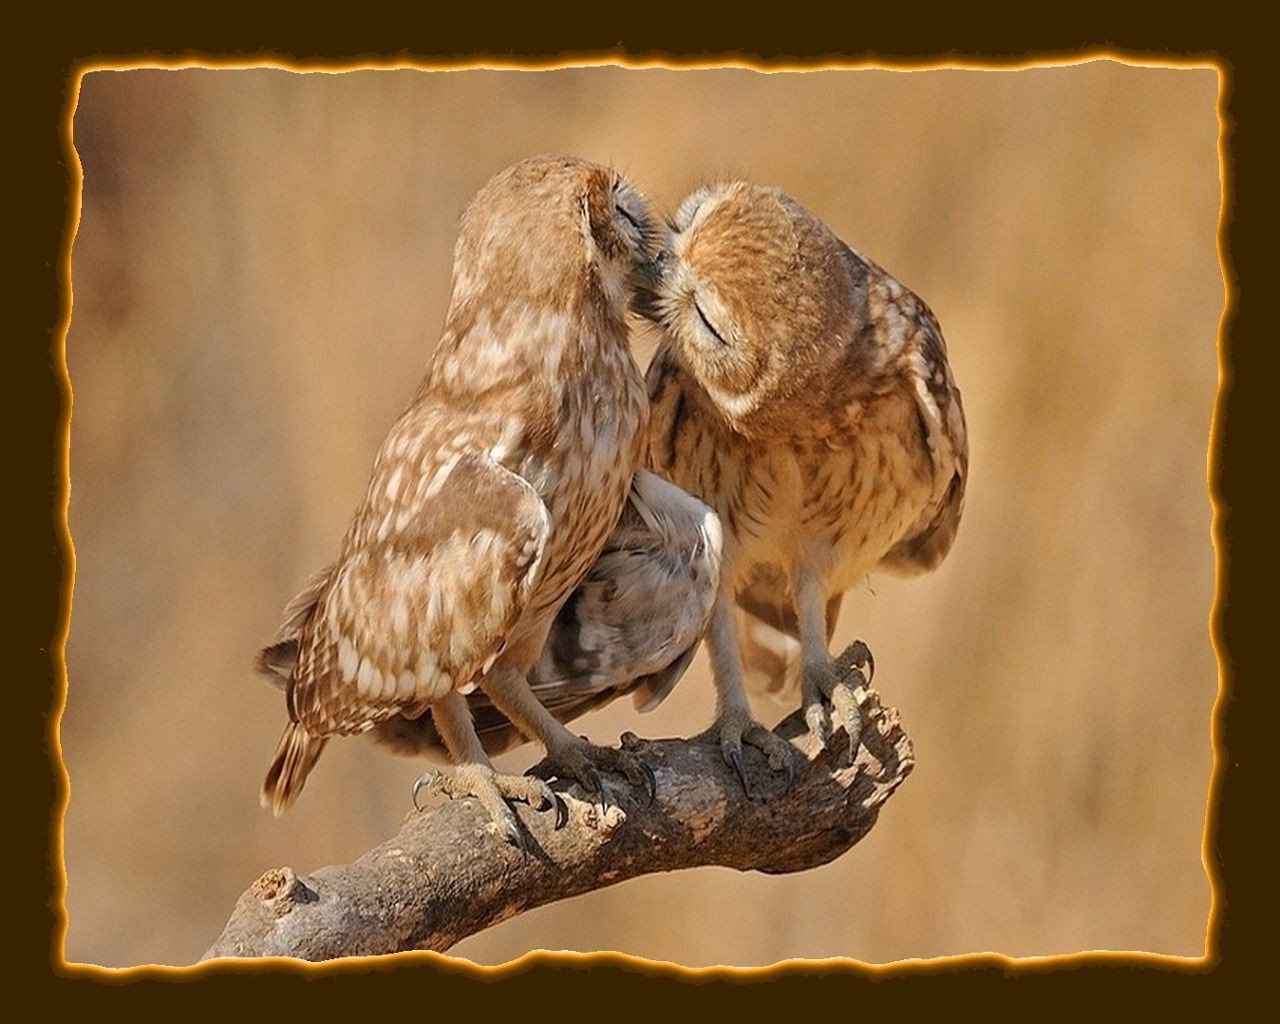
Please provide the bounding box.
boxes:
[629,249,669,324]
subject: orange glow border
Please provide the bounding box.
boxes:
[50,49,1232,980]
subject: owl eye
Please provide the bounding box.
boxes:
[694,300,729,347]
[616,203,641,231]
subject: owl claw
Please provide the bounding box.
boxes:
[410,773,430,813]
[526,739,652,811]
[587,767,609,810]
[502,813,528,857]
[828,677,864,762]
[411,765,560,852]
[804,701,832,750]
[639,759,658,804]
[524,777,569,829]
[612,740,658,803]
[836,640,875,684]
[804,651,869,763]
[724,743,751,796]
[716,711,795,800]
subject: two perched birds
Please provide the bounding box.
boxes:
[257,155,967,841]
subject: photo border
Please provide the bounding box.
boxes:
[20,11,1265,1011]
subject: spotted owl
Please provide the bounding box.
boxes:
[257,155,666,844]
[639,181,968,794]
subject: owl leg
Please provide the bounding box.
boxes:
[796,573,872,760]
[412,692,567,854]
[705,596,797,799]
[481,668,657,810]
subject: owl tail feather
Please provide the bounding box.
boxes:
[260,723,328,817]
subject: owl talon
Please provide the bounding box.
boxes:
[502,812,528,856]
[639,759,658,804]
[605,746,658,804]
[723,742,751,797]
[410,772,433,813]
[804,655,866,763]
[829,676,864,762]
[716,711,795,800]
[836,640,875,684]
[587,767,609,809]
[411,764,559,851]
[528,781,570,829]
[804,700,832,749]
[526,739,651,810]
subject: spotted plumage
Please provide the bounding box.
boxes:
[258,155,664,827]
[371,468,723,759]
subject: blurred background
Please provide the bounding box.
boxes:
[64,63,1221,967]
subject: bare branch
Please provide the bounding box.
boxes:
[203,699,913,961]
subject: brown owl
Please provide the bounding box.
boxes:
[257,155,665,844]
[639,182,968,794]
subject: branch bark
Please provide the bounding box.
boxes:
[203,698,914,961]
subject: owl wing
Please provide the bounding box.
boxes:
[879,302,969,576]
[370,468,722,758]
[276,451,551,737]
[256,566,336,683]
[535,468,721,714]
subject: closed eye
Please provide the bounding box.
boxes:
[616,204,641,230]
[694,300,728,346]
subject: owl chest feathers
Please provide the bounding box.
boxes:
[706,387,937,595]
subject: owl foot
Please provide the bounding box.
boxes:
[834,639,875,685]
[411,764,567,855]
[802,640,873,761]
[714,708,796,801]
[526,737,657,810]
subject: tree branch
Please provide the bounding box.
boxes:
[203,697,914,961]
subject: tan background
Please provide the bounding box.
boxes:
[64,62,1221,968]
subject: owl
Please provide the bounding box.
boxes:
[371,468,722,764]
[257,155,665,844]
[639,182,968,795]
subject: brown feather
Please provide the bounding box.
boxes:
[642,181,968,703]
[260,723,328,817]
[256,155,665,808]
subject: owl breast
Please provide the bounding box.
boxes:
[723,385,937,598]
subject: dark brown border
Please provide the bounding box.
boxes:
[19,7,1271,1012]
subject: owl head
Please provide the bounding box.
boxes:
[637,181,870,439]
[450,154,663,320]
